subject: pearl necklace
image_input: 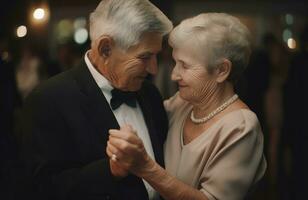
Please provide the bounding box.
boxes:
[190,94,239,124]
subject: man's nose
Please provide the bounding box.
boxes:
[146,56,158,75]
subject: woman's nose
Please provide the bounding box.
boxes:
[171,64,181,81]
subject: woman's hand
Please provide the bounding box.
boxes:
[106,124,153,177]
[107,126,208,200]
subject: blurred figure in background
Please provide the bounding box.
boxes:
[279,24,308,200]
[262,33,289,190]
[236,32,290,199]
[48,42,82,76]
[0,32,20,200]
[236,34,271,198]
[238,33,271,131]
[15,43,48,101]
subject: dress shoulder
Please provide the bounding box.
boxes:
[199,109,266,200]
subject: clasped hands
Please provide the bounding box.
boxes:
[106,124,152,178]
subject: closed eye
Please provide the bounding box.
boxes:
[139,56,151,60]
[138,52,153,60]
[175,60,189,69]
[182,63,190,69]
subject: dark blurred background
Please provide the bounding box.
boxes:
[1,0,308,199]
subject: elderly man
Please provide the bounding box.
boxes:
[18,0,172,200]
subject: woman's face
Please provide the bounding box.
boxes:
[171,44,218,104]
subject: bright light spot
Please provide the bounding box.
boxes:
[287,38,296,49]
[283,29,292,42]
[16,25,27,37]
[285,14,294,25]
[33,8,45,20]
[74,17,87,30]
[74,28,88,44]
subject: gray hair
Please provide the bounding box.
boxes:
[89,0,173,51]
[169,13,251,83]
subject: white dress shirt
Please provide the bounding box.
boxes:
[84,51,159,200]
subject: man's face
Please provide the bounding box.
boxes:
[105,32,162,91]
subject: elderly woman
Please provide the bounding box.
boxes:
[107,13,266,200]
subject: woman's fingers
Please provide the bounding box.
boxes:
[109,136,134,152]
[121,124,135,132]
[107,135,149,175]
[109,129,141,145]
[107,139,135,169]
[107,126,147,173]
[108,136,145,161]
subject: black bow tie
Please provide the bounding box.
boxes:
[110,88,137,110]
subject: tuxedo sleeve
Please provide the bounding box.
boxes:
[19,88,118,200]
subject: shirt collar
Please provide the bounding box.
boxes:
[84,50,113,92]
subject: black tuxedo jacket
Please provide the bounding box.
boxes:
[18,62,168,200]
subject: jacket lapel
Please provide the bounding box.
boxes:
[137,89,164,167]
[72,62,119,156]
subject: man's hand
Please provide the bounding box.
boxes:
[109,158,129,177]
[106,124,152,176]
[106,140,129,177]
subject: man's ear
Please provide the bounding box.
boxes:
[97,36,114,58]
[215,58,232,83]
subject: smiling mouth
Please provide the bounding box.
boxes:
[178,84,187,87]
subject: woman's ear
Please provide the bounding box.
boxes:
[215,58,232,83]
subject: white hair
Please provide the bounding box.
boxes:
[169,13,251,83]
[89,0,173,51]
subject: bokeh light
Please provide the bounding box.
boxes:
[74,28,88,44]
[287,38,296,49]
[16,25,27,38]
[33,8,45,20]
